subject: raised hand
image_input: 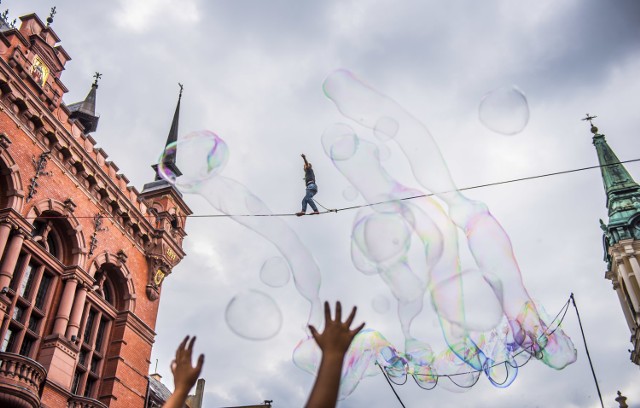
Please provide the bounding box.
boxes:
[305,301,365,408]
[163,336,204,408]
[309,301,364,356]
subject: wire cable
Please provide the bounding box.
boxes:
[570,293,605,408]
[377,362,407,408]
[23,158,640,220]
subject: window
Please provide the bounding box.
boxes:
[34,274,52,310]
[1,328,15,352]
[0,258,56,361]
[103,280,114,306]
[95,319,108,352]
[19,336,35,357]
[83,309,96,346]
[18,262,36,297]
[71,371,81,394]
[72,306,112,398]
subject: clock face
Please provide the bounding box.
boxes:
[154,269,166,286]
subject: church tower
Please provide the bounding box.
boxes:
[589,115,640,365]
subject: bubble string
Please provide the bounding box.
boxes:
[323,69,576,369]
[158,131,323,328]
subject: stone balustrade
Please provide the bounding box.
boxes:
[67,394,109,408]
[0,351,47,408]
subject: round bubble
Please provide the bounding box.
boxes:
[352,212,412,264]
[372,294,390,314]
[343,186,360,201]
[479,86,529,135]
[225,289,282,340]
[321,123,360,161]
[158,130,229,192]
[373,117,399,141]
[260,257,291,288]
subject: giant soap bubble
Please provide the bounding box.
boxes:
[292,69,576,398]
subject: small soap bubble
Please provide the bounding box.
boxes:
[373,117,399,141]
[225,289,282,340]
[343,186,359,201]
[372,294,390,314]
[479,86,529,135]
[321,123,359,161]
[260,257,291,288]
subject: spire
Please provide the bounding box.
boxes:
[588,114,640,243]
[68,72,101,133]
[152,83,183,181]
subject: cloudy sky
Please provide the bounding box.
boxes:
[11,0,640,407]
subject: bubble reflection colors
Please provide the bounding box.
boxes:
[157,130,228,193]
[260,256,291,288]
[315,69,575,396]
[479,85,530,135]
[225,289,282,340]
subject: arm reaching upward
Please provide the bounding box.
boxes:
[305,301,365,408]
[163,336,205,408]
[301,153,310,169]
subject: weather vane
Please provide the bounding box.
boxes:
[178,82,184,98]
[93,72,102,86]
[46,6,56,26]
[582,113,597,126]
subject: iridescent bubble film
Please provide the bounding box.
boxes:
[292,69,576,398]
[479,85,530,135]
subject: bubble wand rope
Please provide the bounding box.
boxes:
[376,362,407,408]
[570,293,605,408]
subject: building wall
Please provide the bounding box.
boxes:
[0,13,189,408]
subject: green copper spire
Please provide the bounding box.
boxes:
[587,114,640,247]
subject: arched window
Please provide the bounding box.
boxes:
[32,214,69,263]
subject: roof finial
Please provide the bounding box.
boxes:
[582,113,599,135]
[178,82,184,100]
[93,72,102,87]
[46,6,57,26]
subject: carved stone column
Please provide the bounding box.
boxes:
[618,262,640,313]
[0,230,26,289]
[0,222,12,259]
[66,284,88,339]
[52,277,78,335]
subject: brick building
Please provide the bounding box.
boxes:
[0,11,191,408]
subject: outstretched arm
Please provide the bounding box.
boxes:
[163,336,205,408]
[305,302,365,408]
[301,153,310,168]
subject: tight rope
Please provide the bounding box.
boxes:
[21,158,640,220]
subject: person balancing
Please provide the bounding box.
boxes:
[296,154,320,216]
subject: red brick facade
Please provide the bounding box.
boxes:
[0,13,190,408]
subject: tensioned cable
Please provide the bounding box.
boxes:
[570,293,605,408]
[23,158,640,220]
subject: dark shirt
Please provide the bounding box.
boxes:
[305,167,316,185]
